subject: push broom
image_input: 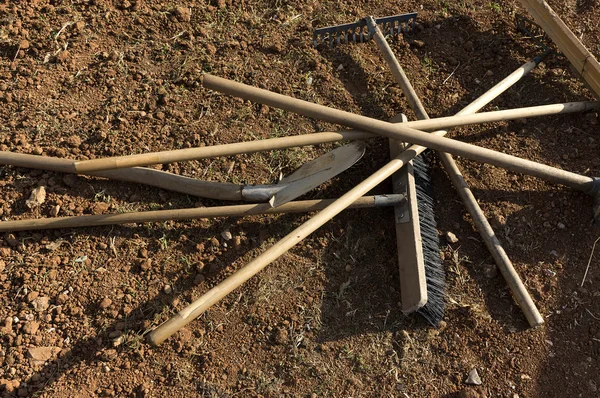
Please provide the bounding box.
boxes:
[364,16,543,326]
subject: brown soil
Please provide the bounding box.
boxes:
[0,1,599,397]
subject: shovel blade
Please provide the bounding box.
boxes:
[269,141,366,208]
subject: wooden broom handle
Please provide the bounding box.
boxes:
[0,195,404,232]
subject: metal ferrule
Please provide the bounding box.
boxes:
[373,193,406,207]
[586,177,600,195]
[241,185,284,202]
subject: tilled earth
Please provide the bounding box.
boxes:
[0,0,599,397]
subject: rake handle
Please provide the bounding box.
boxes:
[202,74,597,195]
[369,17,544,326]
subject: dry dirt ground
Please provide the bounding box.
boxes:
[0,0,599,397]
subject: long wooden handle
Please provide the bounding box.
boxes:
[203,74,597,193]
[146,153,420,345]
[370,19,543,326]
[66,101,598,172]
[146,57,540,345]
[519,0,600,98]
[0,195,403,232]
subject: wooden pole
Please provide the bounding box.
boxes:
[519,0,600,98]
[0,195,403,232]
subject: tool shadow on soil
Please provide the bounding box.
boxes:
[15,217,304,395]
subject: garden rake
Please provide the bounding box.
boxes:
[314,12,446,324]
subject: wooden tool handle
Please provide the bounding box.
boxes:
[519,0,600,98]
[0,195,403,232]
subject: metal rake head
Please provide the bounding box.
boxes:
[313,13,417,48]
[515,14,553,52]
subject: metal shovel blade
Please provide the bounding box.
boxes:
[269,141,366,208]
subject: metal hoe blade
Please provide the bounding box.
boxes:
[313,13,417,48]
[269,141,366,207]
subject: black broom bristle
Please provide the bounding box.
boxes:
[412,152,446,325]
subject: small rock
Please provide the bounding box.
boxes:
[56,294,68,305]
[410,39,425,48]
[194,274,205,284]
[557,222,566,229]
[62,174,78,187]
[26,186,47,208]
[337,64,344,71]
[56,50,70,63]
[447,57,458,66]
[445,231,459,244]
[177,328,192,345]
[273,328,288,345]
[5,234,18,247]
[163,285,173,294]
[205,43,217,55]
[216,324,224,333]
[139,248,149,258]
[101,349,118,361]
[32,296,50,312]
[49,205,60,217]
[0,379,20,393]
[233,236,242,249]
[91,202,110,214]
[175,6,191,22]
[221,230,232,241]
[66,135,81,147]
[482,263,498,279]
[99,297,113,309]
[27,346,61,365]
[27,291,40,302]
[20,39,30,50]
[140,259,152,271]
[485,70,494,77]
[465,368,482,385]
[23,321,40,335]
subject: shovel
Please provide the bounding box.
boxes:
[1,142,365,205]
